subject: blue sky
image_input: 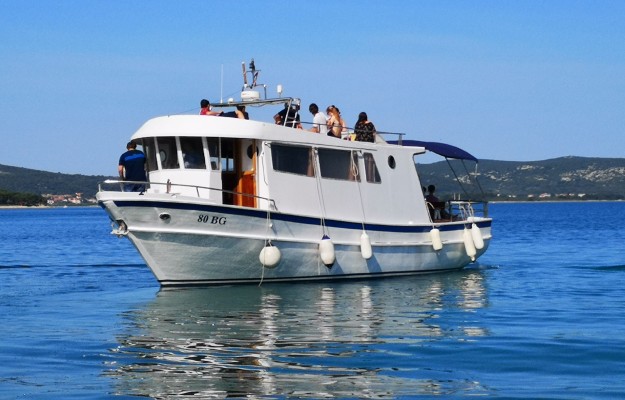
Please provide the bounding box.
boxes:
[1,1,624,175]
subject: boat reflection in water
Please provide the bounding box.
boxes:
[106,269,489,398]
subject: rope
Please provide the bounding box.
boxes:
[353,151,367,231]
[258,206,273,286]
[312,148,329,236]
[262,143,271,186]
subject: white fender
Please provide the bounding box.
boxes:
[471,223,485,250]
[463,227,477,261]
[319,235,335,268]
[259,244,281,268]
[360,232,373,259]
[430,228,443,251]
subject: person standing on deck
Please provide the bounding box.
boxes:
[353,111,377,142]
[308,103,328,134]
[118,141,147,192]
[274,102,302,128]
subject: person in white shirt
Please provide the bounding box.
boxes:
[308,103,328,134]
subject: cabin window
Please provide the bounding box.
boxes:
[206,138,219,170]
[318,148,360,181]
[180,137,206,169]
[363,153,381,183]
[157,137,179,169]
[271,144,314,176]
[142,138,158,172]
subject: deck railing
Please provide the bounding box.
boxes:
[449,200,489,219]
[98,179,278,210]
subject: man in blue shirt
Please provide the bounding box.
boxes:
[118,141,147,192]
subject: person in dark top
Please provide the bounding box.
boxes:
[274,102,302,128]
[222,105,249,119]
[425,184,450,220]
[425,184,440,203]
[354,112,376,142]
[118,141,147,192]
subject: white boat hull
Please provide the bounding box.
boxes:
[98,193,491,286]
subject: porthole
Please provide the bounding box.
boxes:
[388,156,396,169]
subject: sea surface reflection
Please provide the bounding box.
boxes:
[107,269,489,398]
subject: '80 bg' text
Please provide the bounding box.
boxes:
[198,215,227,225]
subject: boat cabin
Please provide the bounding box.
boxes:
[128,109,436,226]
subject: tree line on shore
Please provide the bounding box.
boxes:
[0,189,46,206]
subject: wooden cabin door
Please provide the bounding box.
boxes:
[236,139,257,207]
[220,138,257,207]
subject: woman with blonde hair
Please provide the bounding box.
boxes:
[326,105,343,138]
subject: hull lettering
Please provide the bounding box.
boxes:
[198,214,227,225]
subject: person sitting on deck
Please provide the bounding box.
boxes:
[199,99,223,116]
[425,184,450,220]
[222,105,249,119]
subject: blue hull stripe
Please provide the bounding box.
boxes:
[109,199,491,233]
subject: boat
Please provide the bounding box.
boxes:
[96,60,492,286]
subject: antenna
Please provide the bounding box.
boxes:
[249,58,260,88]
[241,61,248,88]
[220,64,224,102]
[240,58,266,100]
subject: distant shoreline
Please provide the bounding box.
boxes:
[489,199,624,204]
[0,205,98,209]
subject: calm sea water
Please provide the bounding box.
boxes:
[1,202,625,399]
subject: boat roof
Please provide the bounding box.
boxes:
[388,140,478,162]
[130,113,427,153]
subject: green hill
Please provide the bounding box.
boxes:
[0,164,113,199]
[418,156,625,200]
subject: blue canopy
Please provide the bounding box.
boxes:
[388,140,478,162]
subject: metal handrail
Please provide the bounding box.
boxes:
[449,200,489,219]
[98,179,278,210]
